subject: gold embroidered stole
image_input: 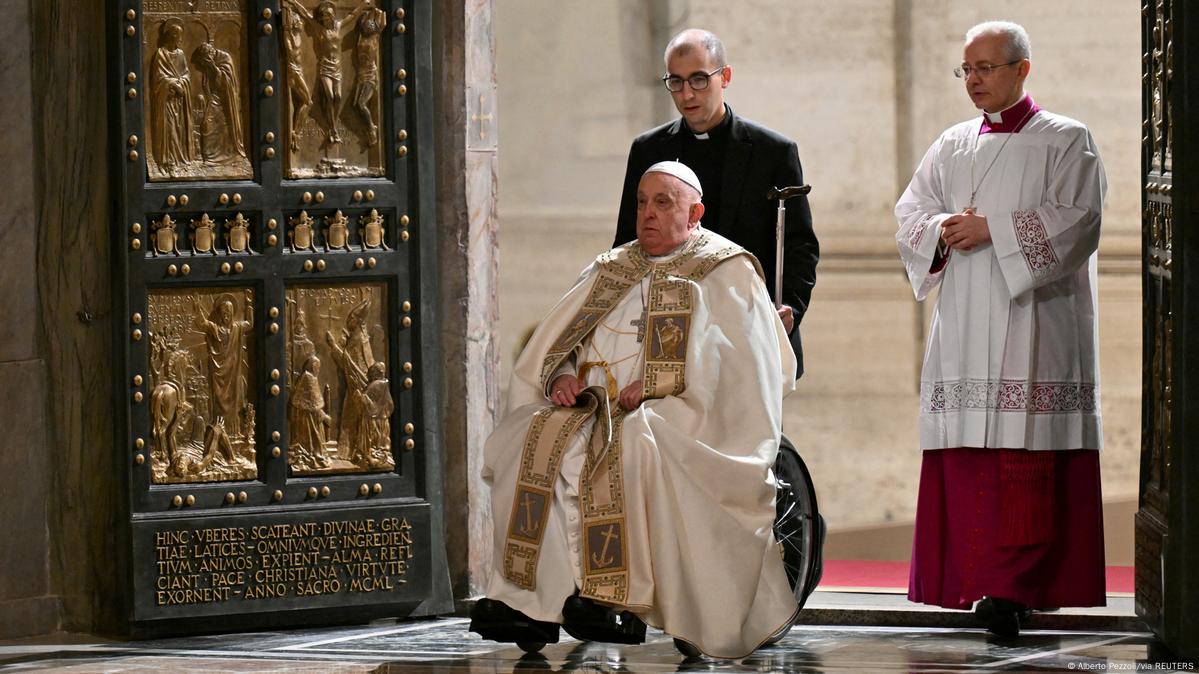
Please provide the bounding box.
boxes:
[578,408,630,603]
[502,386,609,589]
[506,233,753,599]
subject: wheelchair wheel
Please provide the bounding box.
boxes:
[773,435,825,611]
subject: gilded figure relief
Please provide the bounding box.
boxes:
[324,210,351,251]
[152,214,181,256]
[280,0,387,179]
[285,284,395,475]
[225,213,254,253]
[289,211,318,251]
[143,1,252,181]
[359,209,389,249]
[169,212,257,256]
[1149,0,1173,173]
[148,288,258,484]
[190,214,217,254]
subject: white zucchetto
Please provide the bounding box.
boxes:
[643,160,703,197]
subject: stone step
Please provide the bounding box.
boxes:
[796,590,1146,632]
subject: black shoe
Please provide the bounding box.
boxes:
[469,598,561,646]
[975,596,1027,639]
[673,637,703,659]
[561,595,647,645]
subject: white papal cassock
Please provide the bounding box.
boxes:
[483,229,799,659]
[895,99,1107,452]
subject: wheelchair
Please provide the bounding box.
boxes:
[762,434,826,642]
[669,434,824,657]
[472,434,825,658]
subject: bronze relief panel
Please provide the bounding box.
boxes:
[280,0,387,178]
[147,287,258,484]
[142,0,253,182]
[1148,0,1173,174]
[285,283,395,475]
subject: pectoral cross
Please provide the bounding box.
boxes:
[630,310,647,343]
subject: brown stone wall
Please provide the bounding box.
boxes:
[0,0,56,640]
[31,0,124,634]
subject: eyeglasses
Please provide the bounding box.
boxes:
[954,60,1021,79]
[662,66,726,92]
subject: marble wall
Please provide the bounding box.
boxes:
[437,0,501,603]
[0,0,57,639]
[494,1,1143,563]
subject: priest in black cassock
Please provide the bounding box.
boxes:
[613,28,820,376]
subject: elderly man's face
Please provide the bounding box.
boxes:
[666,47,729,134]
[962,32,1028,113]
[636,172,703,256]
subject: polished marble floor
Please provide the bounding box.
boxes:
[2,587,1189,671]
[1,615,1193,674]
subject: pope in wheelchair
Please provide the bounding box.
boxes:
[471,161,808,659]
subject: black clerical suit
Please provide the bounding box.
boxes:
[614,105,819,377]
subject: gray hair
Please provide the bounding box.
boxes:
[664,28,727,68]
[965,21,1031,61]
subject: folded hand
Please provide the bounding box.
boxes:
[549,374,584,407]
[941,208,991,251]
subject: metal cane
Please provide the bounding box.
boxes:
[766,185,812,310]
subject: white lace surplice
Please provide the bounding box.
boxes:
[895,111,1107,451]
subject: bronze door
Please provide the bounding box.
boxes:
[110,0,450,633]
[1138,0,1198,659]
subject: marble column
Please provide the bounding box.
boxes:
[0,0,58,639]
[436,0,500,604]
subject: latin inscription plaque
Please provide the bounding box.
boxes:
[132,503,431,621]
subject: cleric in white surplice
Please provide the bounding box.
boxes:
[471,161,798,659]
[895,21,1107,637]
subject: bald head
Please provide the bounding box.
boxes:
[664,28,726,67]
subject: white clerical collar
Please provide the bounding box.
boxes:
[985,94,1027,123]
[686,106,731,140]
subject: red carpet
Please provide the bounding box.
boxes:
[818,560,1134,594]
